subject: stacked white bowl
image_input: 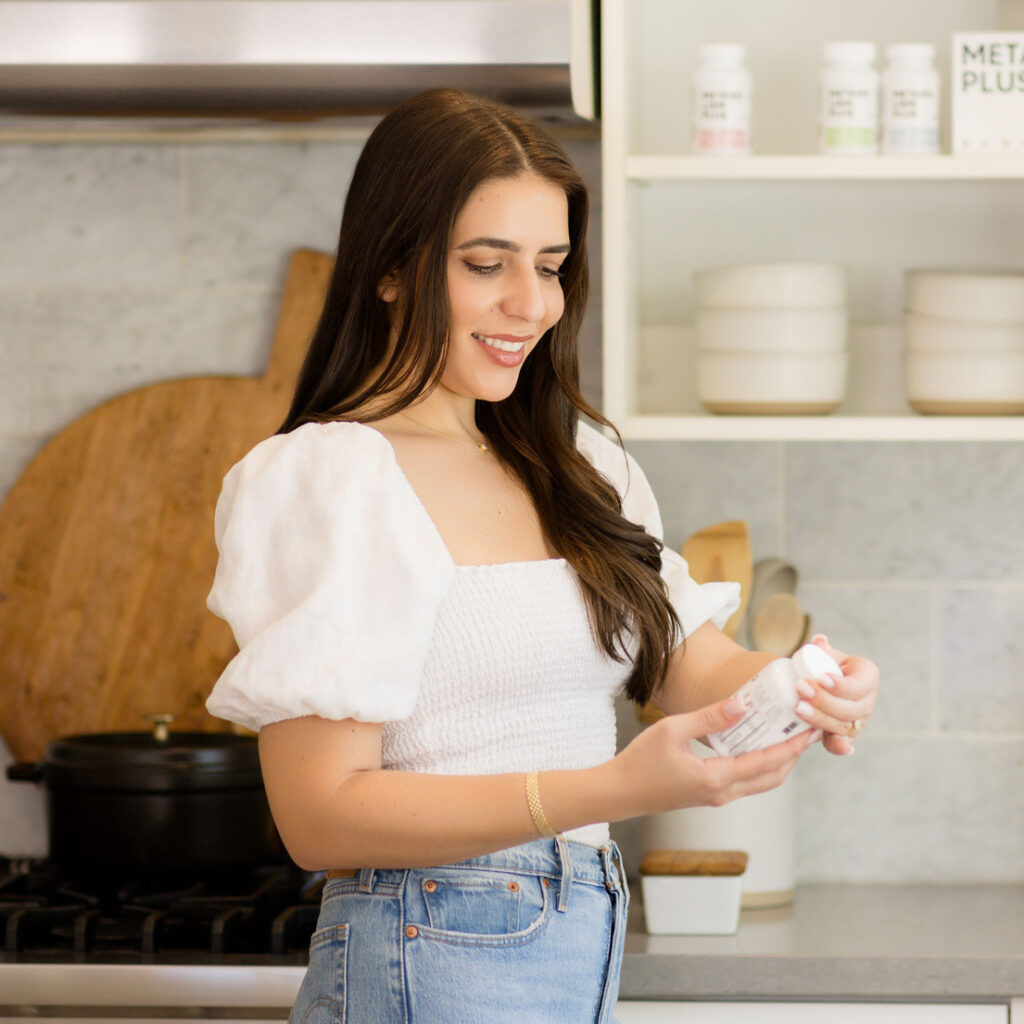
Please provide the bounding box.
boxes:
[903,270,1024,414]
[694,264,849,414]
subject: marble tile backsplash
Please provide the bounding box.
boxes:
[1,134,1021,883]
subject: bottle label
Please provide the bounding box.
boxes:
[693,86,750,154]
[707,674,810,757]
[883,86,940,154]
[820,84,878,153]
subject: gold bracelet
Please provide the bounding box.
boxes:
[525,770,557,838]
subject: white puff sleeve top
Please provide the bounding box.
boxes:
[206,419,738,735]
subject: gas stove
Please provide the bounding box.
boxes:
[0,857,316,1020]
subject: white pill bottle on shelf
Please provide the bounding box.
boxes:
[881,43,940,155]
[819,41,879,155]
[707,643,842,757]
[691,43,752,155]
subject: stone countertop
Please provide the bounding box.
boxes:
[618,884,1024,1003]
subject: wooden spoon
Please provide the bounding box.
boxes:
[751,593,808,657]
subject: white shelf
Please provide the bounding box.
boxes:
[616,413,1024,442]
[625,155,1024,182]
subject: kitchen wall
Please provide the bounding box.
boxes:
[1,125,1022,885]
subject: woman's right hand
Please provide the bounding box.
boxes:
[606,696,818,819]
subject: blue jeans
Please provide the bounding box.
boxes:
[290,836,629,1024]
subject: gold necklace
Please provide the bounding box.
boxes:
[397,411,490,453]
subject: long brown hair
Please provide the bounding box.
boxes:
[281,89,681,705]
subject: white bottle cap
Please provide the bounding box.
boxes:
[823,41,877,66]
[791,643,842,682]
[885,42,936,65]
[698,43,746,66]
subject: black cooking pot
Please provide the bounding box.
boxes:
[7,719,283,870]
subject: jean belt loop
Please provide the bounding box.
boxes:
[555,835,572,912]
[358,868,376,893]
[598,843,622,892]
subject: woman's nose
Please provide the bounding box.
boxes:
[501,265,546,322]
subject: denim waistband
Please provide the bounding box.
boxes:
[327,837,625,913]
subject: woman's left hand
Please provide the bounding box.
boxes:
[794,635,879,756]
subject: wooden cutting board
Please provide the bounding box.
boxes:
[0,248,334,762]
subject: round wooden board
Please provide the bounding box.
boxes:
[0,249,334,761]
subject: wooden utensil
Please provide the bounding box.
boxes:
[737,557,798,649]
[681,520,752,641]
[0,249,334,762]
[751,592,808,657]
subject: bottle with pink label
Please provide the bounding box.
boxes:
[691,43,752,155]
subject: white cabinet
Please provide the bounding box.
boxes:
[614,1002,1008,1023]
[600,0,1024,441]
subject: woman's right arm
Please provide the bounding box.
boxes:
[258,698,816,871]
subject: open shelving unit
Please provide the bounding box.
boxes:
[601,0,1024,441]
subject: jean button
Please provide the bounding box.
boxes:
[424,880,438,893]
[405,925,419,939]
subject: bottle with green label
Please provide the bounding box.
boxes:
[819,41,879,155]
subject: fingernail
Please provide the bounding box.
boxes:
[812,633,829,645]
[725,696,746,717]
[810,729,823,743]
[845,744,856,755]
[795,679,815,699]
[796,700,813,719]
[818,674,837,690]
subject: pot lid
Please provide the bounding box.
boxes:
[44,729,263,792]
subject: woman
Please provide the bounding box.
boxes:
[206,89,878,1023]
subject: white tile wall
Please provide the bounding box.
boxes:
[1,132,1021,883]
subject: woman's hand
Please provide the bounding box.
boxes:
[794,634,879,756]
[608,695,819,819]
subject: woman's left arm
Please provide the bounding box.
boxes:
[651,623,880,756]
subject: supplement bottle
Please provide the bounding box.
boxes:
[692,43,752,155]
[882,43,940,155]
[819,41,879,155]
[707,643,842,757]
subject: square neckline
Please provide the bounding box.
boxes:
[352,421,569,572]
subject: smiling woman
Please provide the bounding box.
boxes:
[203,88,878,1024]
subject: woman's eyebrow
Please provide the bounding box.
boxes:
[455,236,571,255]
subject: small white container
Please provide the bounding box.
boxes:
[692,43,752,155]
[905,269,1024,324]
[696,307,848,352]
[694,263,847,309]
[903,312,1024,353]
[819,41,879,155]
[696,350,848,414]
[905,350,1024,413]
[882,43,940,155]
[707,644,842,757]
[640,850,748,935]
[641,875,744,935]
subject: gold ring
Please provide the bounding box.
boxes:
[849,719,864,737]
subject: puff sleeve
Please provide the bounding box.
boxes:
[205,421,455,732]
[575,421,740,644]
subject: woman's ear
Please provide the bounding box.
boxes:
[377,273,400,303]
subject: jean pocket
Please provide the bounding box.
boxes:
[292,923,349,1024]
[413,872,551,948]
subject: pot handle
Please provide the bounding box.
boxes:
[6,761,44,783]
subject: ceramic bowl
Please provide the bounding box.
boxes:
[696,307,848,352]
[696,350,849,414]
[903,312,1024,353]
[694,263,847,309]
[904,269,1024,324]
[905,350,1024,414]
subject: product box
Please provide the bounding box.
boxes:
[951,32,1024,153]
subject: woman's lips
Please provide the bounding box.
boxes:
[473,331,529,367]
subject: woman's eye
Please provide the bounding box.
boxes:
[465,261,500,276]
[538,265,566,280]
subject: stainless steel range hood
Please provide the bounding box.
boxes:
[0,0,595,120]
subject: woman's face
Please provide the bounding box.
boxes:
[440,172,570,404]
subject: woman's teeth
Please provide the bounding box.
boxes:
[473,333,525,353]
